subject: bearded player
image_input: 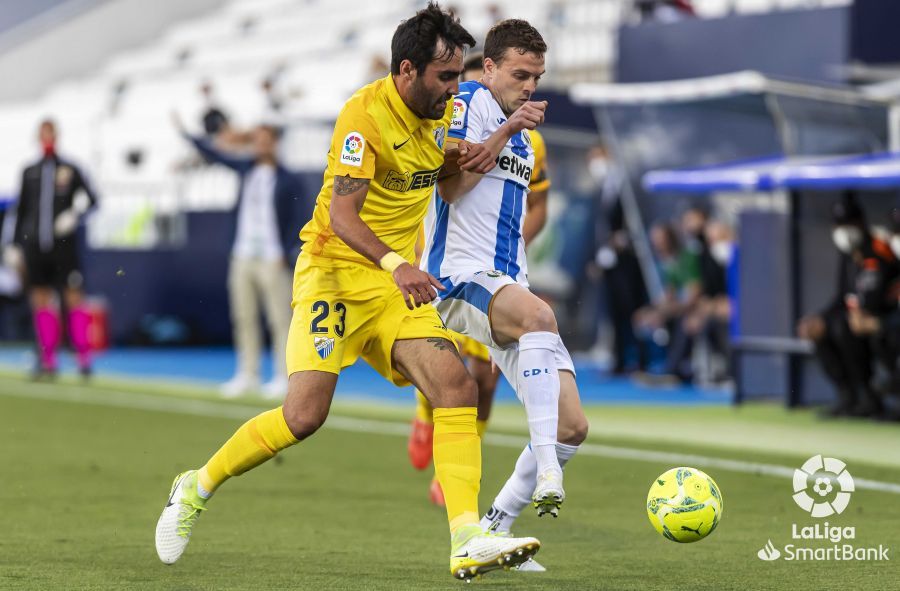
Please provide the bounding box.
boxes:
[155,4,541,580]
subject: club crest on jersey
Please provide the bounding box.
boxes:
[314,336,335,360]
[433,126,445,149]
[484,270,505,278]
[340,132,365,167]
[451,99,466,129]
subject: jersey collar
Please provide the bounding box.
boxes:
[385,75,426,134]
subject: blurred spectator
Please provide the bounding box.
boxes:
[261,77,283,115]
[1,119,98,378]
[199,81,230,138]
[682,220,734,384]
[845,206,900,401]
[176,116,306,399]
[258,75,289,132]
[591,145,649,373]
[633,221,702,383]
[796,195,893,417]
[884,209,900,391]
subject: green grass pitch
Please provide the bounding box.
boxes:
[1,373,898,590]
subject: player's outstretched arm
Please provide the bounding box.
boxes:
[329,175,444,309]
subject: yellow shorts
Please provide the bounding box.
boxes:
[452,332,491,363]
[286,253,451,386]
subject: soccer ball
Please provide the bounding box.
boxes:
[646,467,723,543]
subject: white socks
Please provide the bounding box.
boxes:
[480,442,580,533]
[517,331,561,477]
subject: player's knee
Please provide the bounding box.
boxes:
[521,302,558,335]
[282,405,328,441]
[559,415,589,446]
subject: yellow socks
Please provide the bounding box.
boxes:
[414,389,434,423]
[197,406,298,494]
[432,407,481,533]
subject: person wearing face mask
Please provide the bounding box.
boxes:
[679,220,734,384]
[175,117,307,399]
[845,206,900,402]
[884,208,900,392]
[797,195,889,417]
[1,118,98,379]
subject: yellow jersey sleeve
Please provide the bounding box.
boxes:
[330,101,381,180]
[529,129,551,193]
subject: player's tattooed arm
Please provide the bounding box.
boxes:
[333,175,370,197]
[330,174,386,261]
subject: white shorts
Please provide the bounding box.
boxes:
[434,269,575,401]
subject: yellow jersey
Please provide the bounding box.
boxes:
[300,75,452,267]
[529,128,550,193]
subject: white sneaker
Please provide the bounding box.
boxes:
[450,524,540,581]
[220,374,259,399]
[155,470,208,564]
[261,375,288,399]
[532,469,565,517]
[515,558,547,572]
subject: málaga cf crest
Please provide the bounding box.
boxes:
[315,336,334,359]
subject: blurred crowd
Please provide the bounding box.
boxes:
[583,147,900,422]
[592,179,735,389]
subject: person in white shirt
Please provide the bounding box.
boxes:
[420,19,588,544]
[179,120,307,398]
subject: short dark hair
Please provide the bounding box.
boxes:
[463,51,483,73]
[390,2,475,75]
[483,19,547,65]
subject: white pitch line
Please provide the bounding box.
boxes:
[3,381,900,495]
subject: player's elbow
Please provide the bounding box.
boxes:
[436,181,461,204]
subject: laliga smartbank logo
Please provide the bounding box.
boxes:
[792,455,854,517]
[756,455,890,562]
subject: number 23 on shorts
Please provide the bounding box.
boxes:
[309,300,347,337]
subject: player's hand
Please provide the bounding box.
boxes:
[506,101,547,134]
[392,263,445,309]
[457,140,496,174]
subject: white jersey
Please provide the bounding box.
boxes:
[420,80,535,285]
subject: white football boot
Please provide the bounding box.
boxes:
[532,469,565,517]
[449,524,540,581]
[155,470,207,564]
